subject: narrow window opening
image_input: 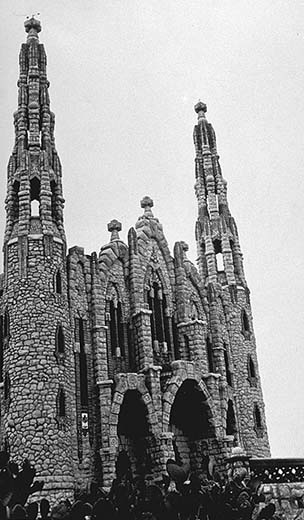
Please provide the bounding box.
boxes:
[226,400,237,435]
[58,388,66,417]
[57,325,65,354]
[254,404,262,429]
[117,301,125,357]
[248,355,256,379]
[79,318,88,407]
[242,309,250,333]
[214,239,224,272]
[206,337,214,372]
[55,271,62,294]
[30,178,40,217]
[224,346,232,386]
[109,300,118,355]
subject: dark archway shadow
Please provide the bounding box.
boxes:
[117,390,154,479]
[169,379,215,475]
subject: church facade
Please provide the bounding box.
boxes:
[0,18,270,500]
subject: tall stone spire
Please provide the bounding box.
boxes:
[5,17,65,259]
[193,102,245,287]
[194,102,270,457]
[0,20,75,501]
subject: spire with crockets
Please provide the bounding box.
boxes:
[193,101,246,289]
[4,17,65,252]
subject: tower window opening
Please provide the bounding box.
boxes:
[30,178,40,217]
[55,270,62,294]
[214,239,224,272]
[56,325,65,354]
[58,387,66,417]
[224,345,232,386]
[241,309,250,334]
[206,337,214,372]
[254,404,262,429]
[226,399,237,436]
[248,355,256,380]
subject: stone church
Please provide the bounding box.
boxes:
[0,18,270,500]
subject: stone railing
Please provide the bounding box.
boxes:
[249,458,304,519]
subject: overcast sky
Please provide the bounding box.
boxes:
[0,0,304,458]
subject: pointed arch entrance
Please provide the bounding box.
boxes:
[117,389,153,478]
[169,379,215,474]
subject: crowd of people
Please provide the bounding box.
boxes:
[0,450,282,520]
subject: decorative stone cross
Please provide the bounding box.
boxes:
[194,101,207,121]
[107,219,122,241]
[140,196,154,217]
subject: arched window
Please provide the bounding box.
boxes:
[254,404,262,429]
[107,288,125,358]
[58,387,66,417]
[55,270,62,294]
[30,178,40,217]
[206,337,214,373]
[226,399,237,436]
[147,277,173,357]
[224,345,232,387]
[241,309,250,335]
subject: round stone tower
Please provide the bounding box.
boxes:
[0,18,75,499]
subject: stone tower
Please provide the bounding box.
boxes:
[0,18,75,499]
[193,101,270,456]
[0,20,270,500]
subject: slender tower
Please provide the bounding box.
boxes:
[193,101,270,457]
[0,18,75,499]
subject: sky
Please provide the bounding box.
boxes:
[0,0,304,458]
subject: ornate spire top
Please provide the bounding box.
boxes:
[194,101,207,121]
[140,196,154,217]
[24,16,41,41]
[107,219,122,241]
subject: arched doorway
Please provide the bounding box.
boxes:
[117,390,153,478]
[169,379,215,474]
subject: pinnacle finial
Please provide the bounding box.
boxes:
[140,196,154,217]
[24,16,41,40]
[107,219,122,241]
[194,101,207,121]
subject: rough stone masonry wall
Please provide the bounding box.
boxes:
[262,483,304,520]
[221,284,271,457]
[2,237,76,501]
